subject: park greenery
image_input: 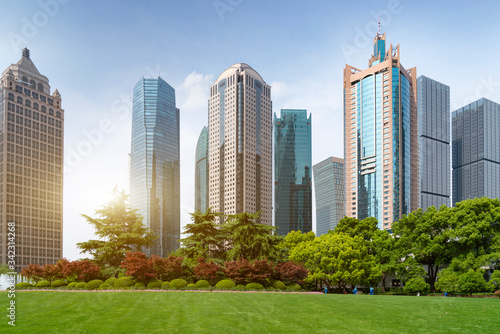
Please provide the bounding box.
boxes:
[18,191,500,296]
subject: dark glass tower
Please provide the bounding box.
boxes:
[452,98,500,204]
[274,109,312,235]
[195,126,208,212]
[417,76,451,209]
[130,77,180,256]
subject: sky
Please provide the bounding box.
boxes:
[1,0,500,261]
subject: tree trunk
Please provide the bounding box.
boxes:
[381,274,387,293]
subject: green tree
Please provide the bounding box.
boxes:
[371,229,399,292]
[435,268,460,293]
[277,230,316,261]
[179,208,226,264]
[0,264,10,275]
[77,189,157,268]
[403,276,430,295]
[334,216,378,241]
[225,212,282,261]
[458,269,489,296]
[489,270,500,290]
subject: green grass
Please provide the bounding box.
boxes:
[0,291,498,333]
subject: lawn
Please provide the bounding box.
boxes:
[0,291,498,333]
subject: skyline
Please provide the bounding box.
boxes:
[1,1,500,260]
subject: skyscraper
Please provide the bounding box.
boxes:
[0,49,64,272]
[130,77,180,256]
[343,33,418,230]
[452,98,500,204]
[313,157,345,236]
[208,63,272,225]
[195,126,208,213]
[417,76,451,210]
[274,109,312,235]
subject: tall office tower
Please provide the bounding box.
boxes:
[313,157,345,236]
[195,126,209,212]
[452,98,500,205]
[417,76,451,210]
[343,33,418,230]
[130,77,180,256]
[274,109,312,235]
[208,64,272,225]
[0,49,64,272]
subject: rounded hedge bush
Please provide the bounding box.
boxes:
[51,280,67,288]
[169,279,188,289]
[15,282,33,289]
[187,283,196,289]
[75,282,86,289]
[98,283,110,290]
[235,284,246,291]
[161,281,170,289]
[287,283,302,291]
[105,277,117,286]
[67,282,77,289]
[147,280,162,289]
[195,280,211,289]
[215,279,236,290]
[246,282,264,290]
[114,277,134,289]
[272,280,286,290]
[85,279,104,290]
[36,280,51,288]
[134,282,145,290]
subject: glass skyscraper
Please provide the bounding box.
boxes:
[417,76,451,209]
[313,157,345,236]
[343,33,418,230]
[274,109,312,235]
[130,77,180,256]
[452,98,500,204]
[195,126,208,213]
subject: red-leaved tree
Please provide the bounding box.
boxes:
[193,257,222,285]
[161,255,185,281]
[225,259,272,285]
[120,252,156,284]
[62,260,101,282]
[273,261,308,284]
[20,264,44,283]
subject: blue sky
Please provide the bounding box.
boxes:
[1,0,500,260]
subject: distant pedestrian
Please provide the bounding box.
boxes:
[444,292,448,297]
[370,286,374,295]
[353,286,357,295]
[323,286,328,294]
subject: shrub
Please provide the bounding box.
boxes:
[36,281,51,288]
[286,283,301,291]
[194,258,223,285]
[147,279,162,289]
[161,281,170,289]
[120,252,156,284]
[404,277,430,295]
[246,282,264,290]
[215,279,236,290]
[187,283,196,289]
[98,283,110,290]
[85,279,104,290]
[134,282,145,290]
[195,280,211,289]
[15,282,33,289]
[75,282,86,289]
[459,269,488,296]
[169,279,188,289]
[51,280,67,288]
[105,277,117,286]
[271,280,286,290]
[273,262,309,284]
[225,259,272,285]
[114,277,134,289]
[494,290,500,298]
[235,284,246,291]
[67,282,77,289]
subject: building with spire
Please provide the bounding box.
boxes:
[130,77,180,256]
[343,33,418,230]
[0,49,64,272]
[208,64,272,225]
[195,126,208,213]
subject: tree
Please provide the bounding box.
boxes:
[61,260,101,282]
[193,258,223,285]
[334,216,378,241]
[435,268,460,293]
[0,264,10,275]
[77,189,157,268]
[179,208,226,263]
[489,270,500,291]
[272,261,308,284]
[277,230,316,261]
[459,269,489,296]
[225,212,282,261]
[392,205,454,293]
[20,264,44,283]
[224,258,273,285]
[120,252,156,284]
[371,229,399,292]
[404,276,430,295]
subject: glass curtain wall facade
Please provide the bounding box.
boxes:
[274,109,312,235]
[195,126,209,212]
[313,157,344,236]
[130,77,180,256]
[0,49,64,272]
[452,98,500,204]
[343,33,418,230]
[417,76,450,209]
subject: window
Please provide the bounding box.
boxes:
[33,102,39,110]
[17,96,23,104]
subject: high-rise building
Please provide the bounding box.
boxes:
[417,76,451,210]
[313,157,345,236]
[274,109,312,235]
[452,98,500,204]
[0,49,64,272]
[195,126,208,213]
[130,77,180,256]
[208,63,272,224]
[343,33,418,230]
